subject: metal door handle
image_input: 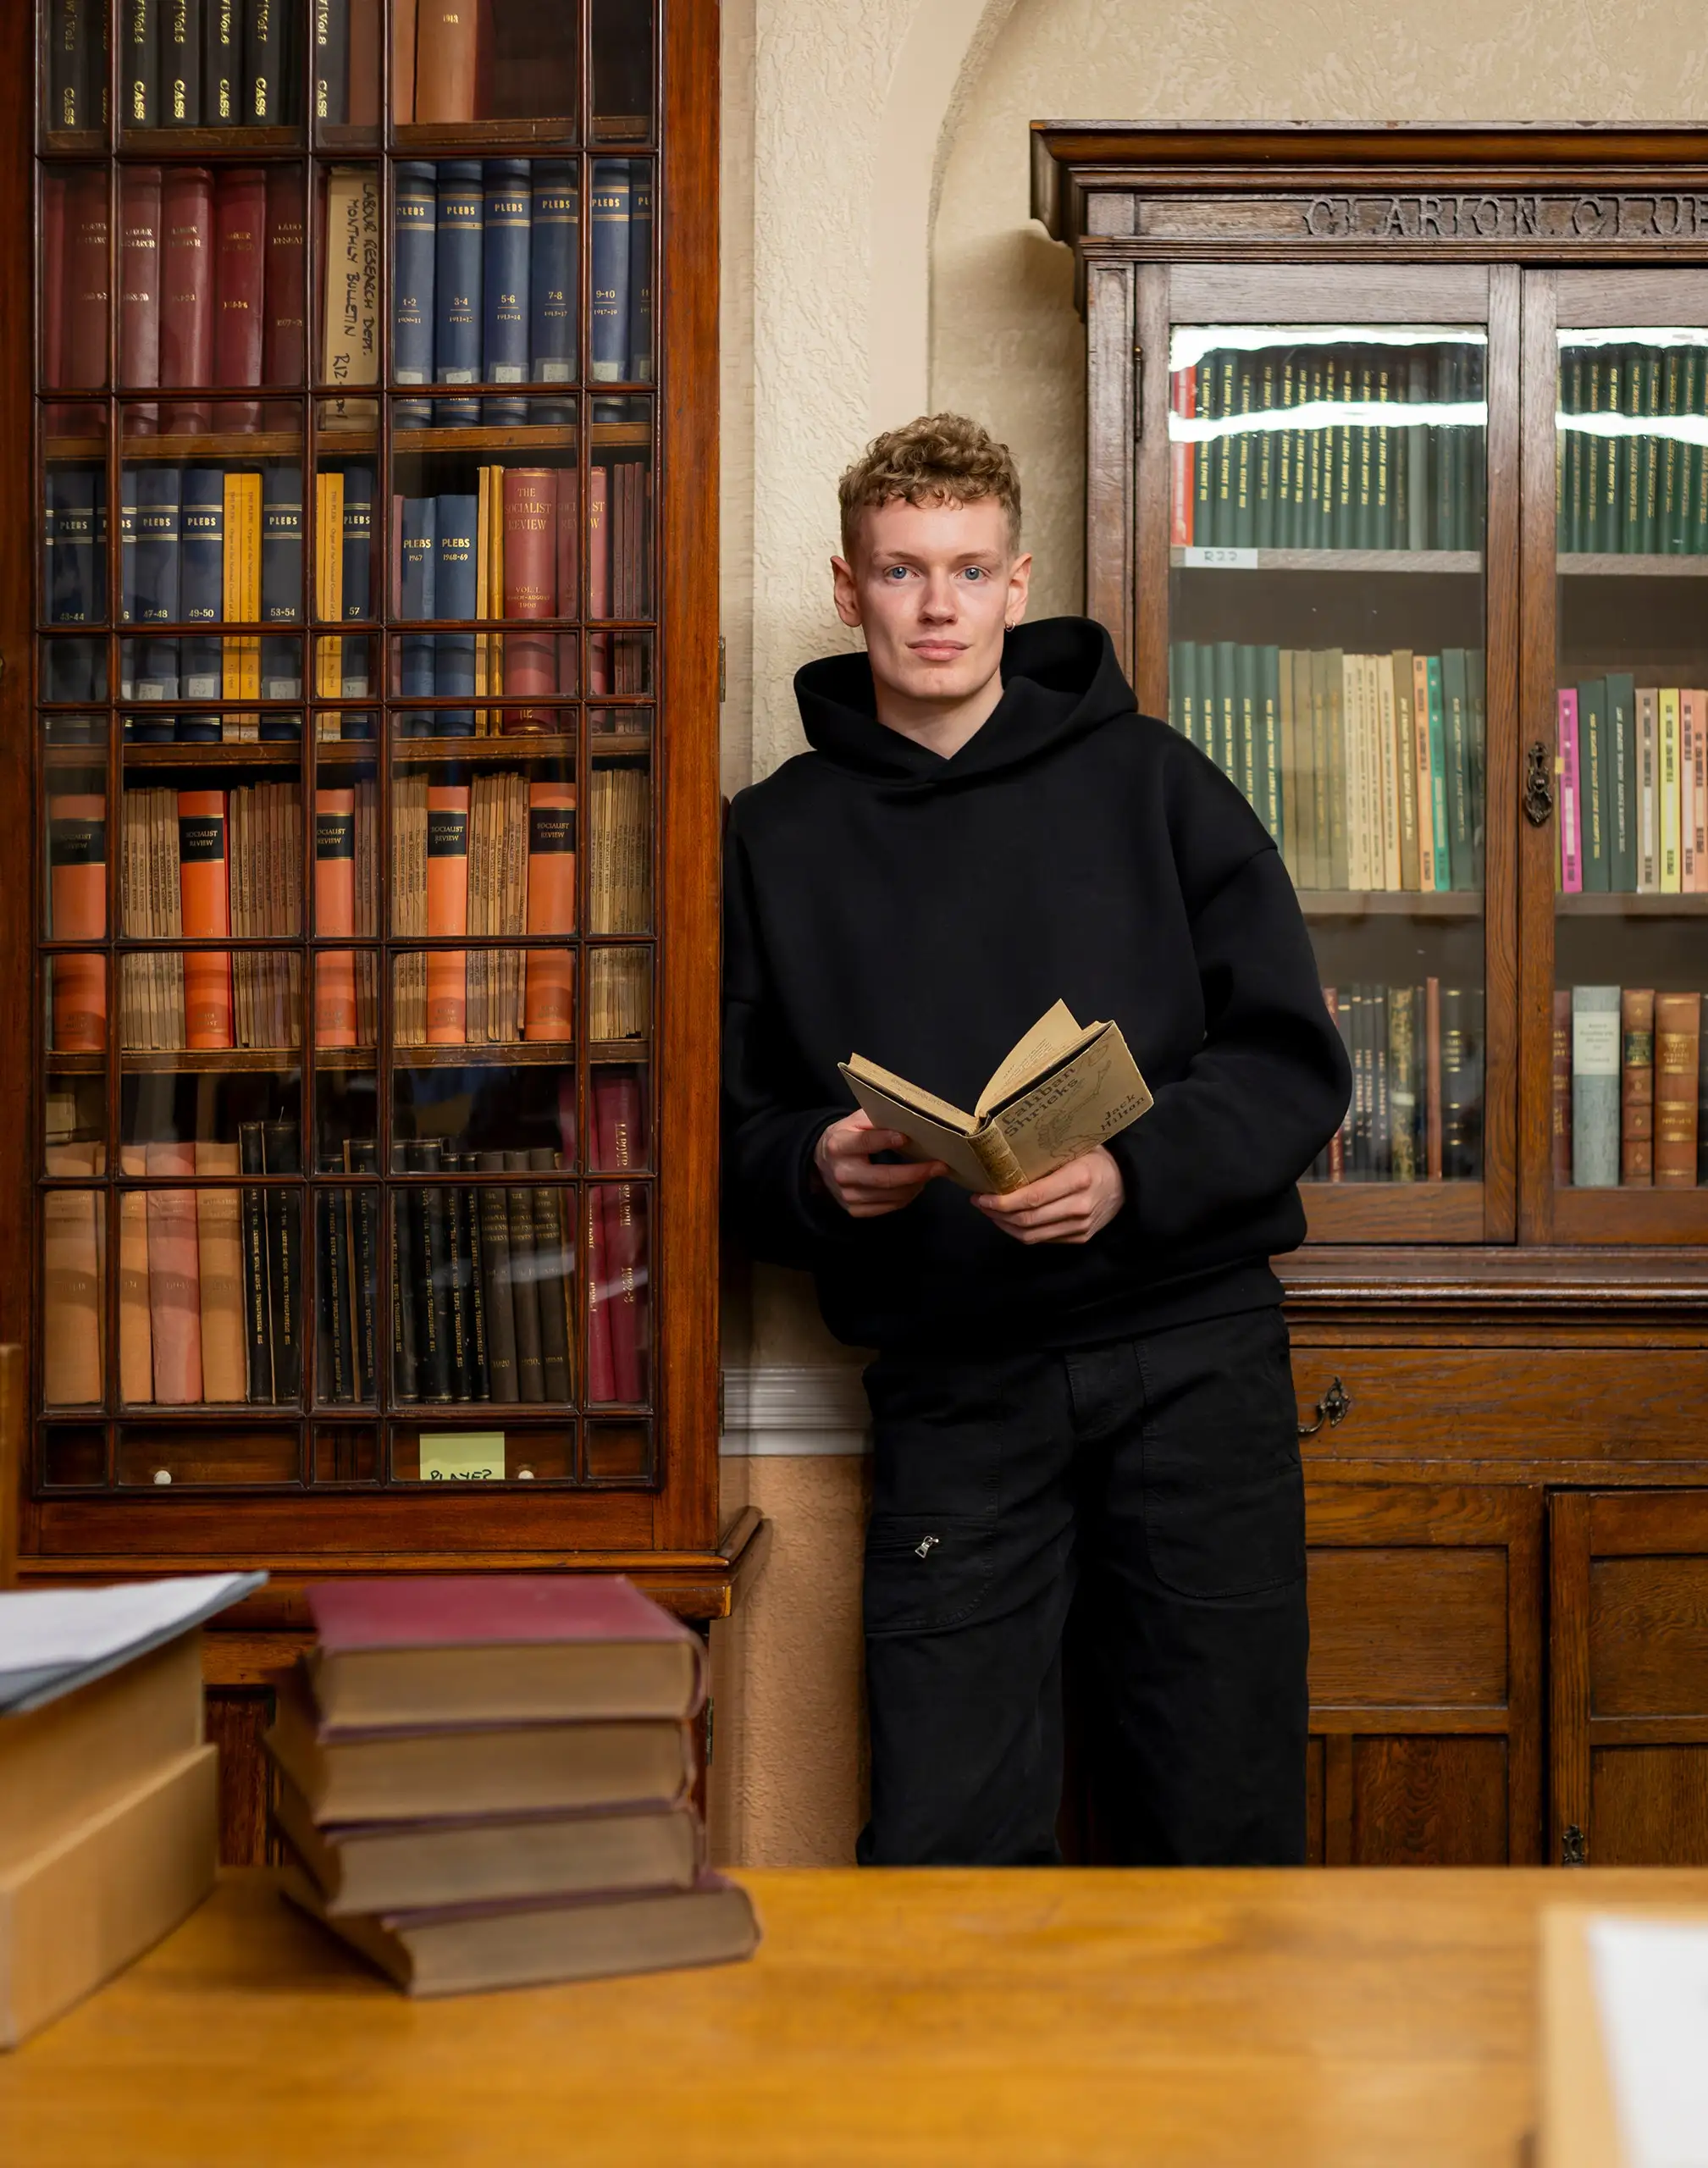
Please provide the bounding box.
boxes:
[1298,1376,1352,1439]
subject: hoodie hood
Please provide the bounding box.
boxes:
[793,616,1137,788]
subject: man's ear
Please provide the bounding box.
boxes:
[831,554,863,629]
[1004,551,1034,628]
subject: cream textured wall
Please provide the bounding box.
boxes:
[712,0,1708,1867]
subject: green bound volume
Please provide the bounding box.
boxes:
[1169,640,1188,739]
[1232,355,1256,548]
[1213,639,1238,783]
[1639,346,1663,556]
[1579,677,1611,893]
[1334,352,1356,550]
[1235,642,1259,810]
[1561,347,1584,553]
[1467,645,1487,886]
[1661,348,1686,554]
[1195,353,1217,545]
[1213,349,1237,548]
[1606,672,1637,892]
[1258,645,1283,849]
[1322,649,1348,889]
[1441,650,1473,891]
[1433,346,1456,552]
[1275,357,1298,550]
[1254,352,1278,549]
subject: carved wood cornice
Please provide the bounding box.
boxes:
[1280,1247,1708,1329]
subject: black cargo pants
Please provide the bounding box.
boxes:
[855,1305,1309,1867]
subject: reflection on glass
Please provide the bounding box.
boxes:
[44,457,108,636]
[585,1420,650,1482]
[390,1167,575,1407]
[47,775,108,1057]
[592,0,654,139]
[1556,333,1708,558]
[586,1179,647,1403]
[41,638,108,704]
[590,1062,648,1172]
[1308,976,1484,1183]
[44,1046,105,1180]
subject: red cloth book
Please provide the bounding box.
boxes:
[501,467,557,732]
[160,165,215,433]
[42,173,66,390]
[64,167,111,390]
[556,465,579,697]
[262,165,307,429]
[213,166,266,429]
[593,1070,646,1404]
[584,1187,616,1404]
[119,167,163,434]
[587,463,611,694]
[310,1573,694,1653]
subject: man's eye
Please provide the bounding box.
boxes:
[883,566,911,580]
[962,567,987,581]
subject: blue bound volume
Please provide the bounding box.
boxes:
[483,158,530,424]
[261,465,302,705]
[399,495,437,736]
[432,491,478,736]
[589,159,631,384]
[180,467,224,699]
[434,161,484,427]
[530,161,578,384]
[627,159,653,382]
[134,466,182,625]
[392,162,437,428]
[340,463,373,695]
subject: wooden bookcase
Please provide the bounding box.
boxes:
[3,0,732,1857]
[1034,123,1708,1867]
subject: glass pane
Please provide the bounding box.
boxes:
[589,1060,649,1173]
[312,1426,380,1481]
[44,418,109,635]
[389,1010,574,1156]
[43,1182,104,1408]
[588,751,650,933]
[115,1429,302,1485]
[314,1186,381,1406]
[45,1032,106,1180]
[1170,324,1489,1199]
[591,0,653,140]
[42,1427,108,1486]
[41,636,108,704]
[1555,329,1708,1207]
[589,161,651,378]
[585,1419,651,1483]
[389,1170,575,1407]
[588,403,653,696]
[585,1179,647,1405]
[42,167,110,390]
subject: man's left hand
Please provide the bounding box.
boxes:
[972,1147,1126,1246]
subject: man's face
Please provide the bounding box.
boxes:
[831,495,1031,712]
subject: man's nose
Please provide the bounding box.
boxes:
[918,574,958,618]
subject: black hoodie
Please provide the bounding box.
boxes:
[721,617,1351,1357]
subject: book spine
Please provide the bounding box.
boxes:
[319,164,382,428]
[340,463,374,636]
[345,1143,379,1402]
[119,1146,153,1403]
[48,794,109,1053]
[243,0,289,122]
[584,1184,616,1402]
[262,164,307,420]
[1580,678,1610,893]
[390,0,414,119]
[43,172,66,391]
[399,493,436,725]
[52,465,104,633]
[475,1151,519,1403]
[524,781,576,1037]
[405,1139,452,1400]
[1607,672,1637,893]
[259,1119,300,1396]
[527,1150,572,1402]
[432,490,478,733]
[1557,688,1582,893]
[529,160,578,384]
[1661,687,1683,893]
[434,161,484,425]
[159,165,214,429]
[195,1139,246,1402]
[413,0,478,120]
[64,169,111,391]
[178,788,233,1047]
[389,1141,419,1399]
[314,0,350,120]
[425,782,469,1041]
[391,160,436,410]
[43,1148,103,1406]
[314,786,357,1046]
[1655,990,1702,1188]
[50,0,105,131]
[555,465,578,694]
[1638,686,1659,893]
[179,465,224,698]
[1441,648,1473,891]
[346,0,379,121]
[239,1120,273,1400]
[501,466,557,728]
[1425,976,1443,1180]
[146,1142,204,1402]
[125,0,162,126]
[442,1159,476,1400]
[627,158,653,381]
[119,168,163,397]
[593,1074,645,1401]
[1571,984,1622,1188]
[1550,986,1573,1186]
[317,1175,352,1402]
[482,157,530,418]
[165,0,203,131]
[202,0,238,120]
[589,159,631,384]
[456,1155,489,1400]
[261,462,303,644]
[502,1150,545,1402]
[1621,987,1655,1186]
[1439,987,1473,1179]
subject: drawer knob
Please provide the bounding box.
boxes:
[1298,1375,1352,1439]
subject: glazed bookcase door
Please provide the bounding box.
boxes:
[25,0,718,1559]
[1524,268,1708,1243]
[1126,263,1520,1244]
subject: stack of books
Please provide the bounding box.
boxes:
[1556,678,1708,893]
[0,1572,262,2047]
[268,1576,758,1997]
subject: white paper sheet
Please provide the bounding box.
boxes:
[0,1573,265,1712]
[1589,1915,1708,2168]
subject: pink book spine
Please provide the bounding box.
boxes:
[1558,689,1583,894]
[144,1141,205,1405]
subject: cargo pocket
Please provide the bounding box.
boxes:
[1138,1314,1307,1601]
[864,1513,998,1638]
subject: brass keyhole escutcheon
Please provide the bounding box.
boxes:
[1298,1376,1352,1440]
[1524,740,1555,826]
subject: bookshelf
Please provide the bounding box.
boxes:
[8,0,726,1848]
[1036,124,1708,1873]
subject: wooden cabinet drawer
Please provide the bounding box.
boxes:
[1291,1348,1708,1462]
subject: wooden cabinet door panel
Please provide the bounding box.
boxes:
[1551,1489,1708,1866]
[1294,1349,1708,1463]
[1305,1483,1543,1865]
[202,1690,277,1868]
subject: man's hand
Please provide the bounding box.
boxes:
[814,1112,947,1219]
[972,1147,1126,1246]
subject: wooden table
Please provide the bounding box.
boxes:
[5,1867,1706,2164]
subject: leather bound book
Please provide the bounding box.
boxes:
[318,1175,354,1403]
[243,0,296,124]
[344,1139,379,1401]
[425,783,469,1043]
[434,163,484,428]
[405,1140,454,1402]
[262,1120,301,1398]
[159,166,215,432]
[239,1120,273,1401]
[124,0,161,127]
[262,164,307,427]
[589,161,631,384]
[529,162,578,384]
[587,463,611,695]
[441,1157,475,1401]
[65,169,111,391]
[474,1151,519,1405]
[482,159,530,422]
[594,1070,645,1402]
[314,0,349,120]
[48,794,108,1053]
[42,174,65,390]
[119,168,163,398]
[391,0,415,121]
[413,0,480,122]
[43,1145,103,1408]
[502,1150,545,1403]
[314,786,357,1047]
[1550,986,1573,1186]
[584,1184,616,1403]
[1655,989,1702,1188]
[304,1574,708,1731]
[195,1140,247,1402]
[523,782,575,1038]
[346,0,380,124]
[178,789,234,1049]
[627,158,653,380]
[146,1141,205,1405]
[527,1150,572,1402]
[501,467,557,731]
[163,0,202,123]
[202,0,239,122]
[1621,987,1655,1186]
[49,0,107,134]
[389,1142,420,1401]
[555,465,579,694]
[119,1145,153,1403]
[455,1154,489,1400]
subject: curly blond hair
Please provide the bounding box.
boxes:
[837,412,1021,558]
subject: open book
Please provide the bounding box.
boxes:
[839,1002,1152,1196]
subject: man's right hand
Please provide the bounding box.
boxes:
[813,1111,946,1219]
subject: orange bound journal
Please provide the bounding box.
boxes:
[145,1141,203,1405]
[315,786,358,1048]
[43,1144,103,1408]
[195,1141,246,1402]
[426,783,470,1043]
[48,792,108,1052]
[524,782,576,1039]
[178,790,233,1048]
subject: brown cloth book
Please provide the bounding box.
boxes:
[1620,987,1655,1186]
[281,1863,759,1998]
[1655,990,1702,1189]
[841,999,1152,1196]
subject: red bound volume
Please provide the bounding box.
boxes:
[42,172,66,390]
[594,1070,645,1404]
[119,168,163,434]
[309,1573,697,1654]
[556,466,579,696]
[501,466,557,733]
[65,168,111,390]
[585,1188,616,1403]
[160,166,215,433]
[587,465,611,695]
[213,167,267,429]
[263,166,307,429]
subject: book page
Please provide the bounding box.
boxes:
[973,1000,1093,1118]
[1588,1915,1708,2168]
[839,1064,993,1192]
[840,1055,974,1136]
[0,1573,267,1714]
[987,1024,1154,1186]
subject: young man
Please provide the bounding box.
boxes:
[722,414,1351,1867]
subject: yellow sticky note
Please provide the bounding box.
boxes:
[420,1432,505,1482]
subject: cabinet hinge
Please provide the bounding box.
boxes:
[1133,343,1144,438]
[718,635,727,704]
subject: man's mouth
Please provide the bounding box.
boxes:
[909,640,966,660]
